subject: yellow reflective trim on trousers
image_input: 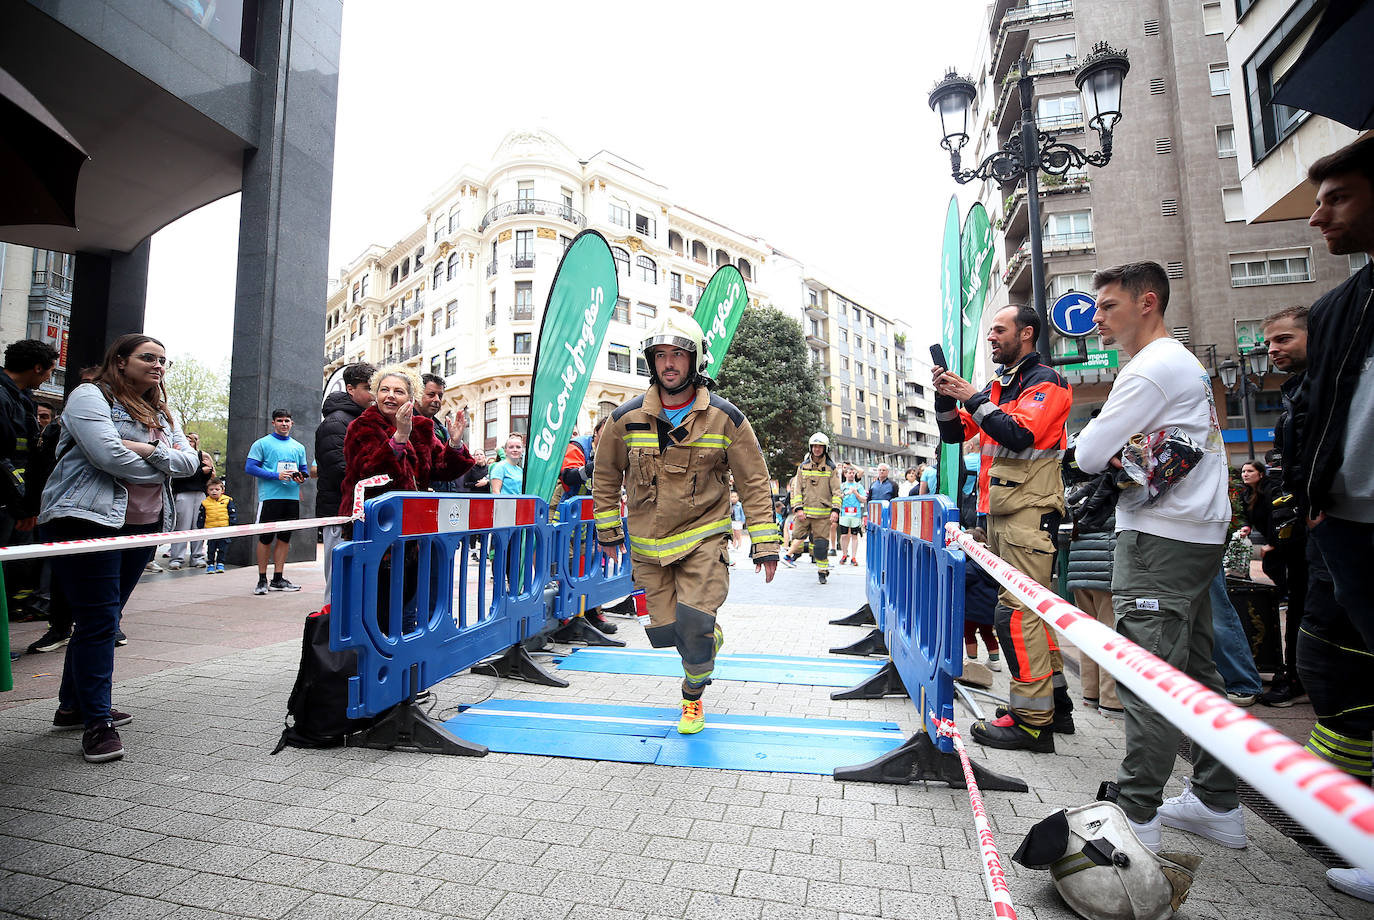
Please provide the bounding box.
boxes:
[802,506,832,515]
[628,518,732,557]
[594,509,622,522]
[683,668,714,682]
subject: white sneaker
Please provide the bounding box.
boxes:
[1157,778,1246,848]
[1126,813,1161,853]
[167,560,183,571]
[1327,867,1374,902]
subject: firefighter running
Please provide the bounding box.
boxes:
[934,304,1075,752]
[786,432,841,583]
[593,314,781,734]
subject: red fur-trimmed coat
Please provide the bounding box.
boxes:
[338,405,474,515]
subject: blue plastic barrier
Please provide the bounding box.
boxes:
[865,500,888,627]
[552,496,636,619]
[330,491,551,720]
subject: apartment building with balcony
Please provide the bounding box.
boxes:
[324,129,769,452]
[0,243,73,399]
[966,0,1353,459]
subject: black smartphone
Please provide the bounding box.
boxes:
[930,344,948,370]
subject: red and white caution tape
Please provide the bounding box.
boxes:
[946,523,1374,876]
[0,475,391,562]
[932,714,1019,920]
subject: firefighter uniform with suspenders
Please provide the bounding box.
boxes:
[936,307,1074,752]
[788,432,841,583]
[593,314,781,734]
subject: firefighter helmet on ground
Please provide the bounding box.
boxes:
[1013,800,1201,920]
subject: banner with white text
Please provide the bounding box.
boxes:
[523,230,619,502]
[693,264,748,379]
[938,196,963,500]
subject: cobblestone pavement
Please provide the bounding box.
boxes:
[1,546,1369,920]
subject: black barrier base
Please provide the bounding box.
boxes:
[833,732,1029,792]
[348,700,487,757]
[551,616,627,648]
[470,644,570,687]
[830,660,908,701]
[829,628,888,657]
[829,603,876,628]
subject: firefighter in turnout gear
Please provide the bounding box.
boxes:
[934,304,1074,753]
[788,432,841,583]
[593,313,781,734]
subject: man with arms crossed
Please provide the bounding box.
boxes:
[934,304,1074,752]
[246,409,309,595]
[1075,261,1243,852]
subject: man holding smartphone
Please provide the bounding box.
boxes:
[246,409,310,594]
[934,305,1074,752]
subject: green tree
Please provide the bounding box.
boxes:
[164,354,229,458]
[713,305,826,483]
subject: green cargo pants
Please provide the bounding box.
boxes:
[1111,530,1238,822]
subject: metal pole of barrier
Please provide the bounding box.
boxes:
[946,523,1374,876]
[933,714,1019,920]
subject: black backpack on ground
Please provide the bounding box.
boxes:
[272,605,380,752]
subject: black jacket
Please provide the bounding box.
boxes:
[315,391,367,517]
[460,463,491,493]
[1294,262,1374,514]
[0,372,39,517]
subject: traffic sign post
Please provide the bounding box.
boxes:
[1049,291,1097,338]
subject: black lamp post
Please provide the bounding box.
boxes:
[929,42,1130,367]
[1218,345,1272,461]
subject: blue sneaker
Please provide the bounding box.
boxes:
[216,563,225,573]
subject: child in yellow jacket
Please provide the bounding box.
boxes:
[196,477,237,573]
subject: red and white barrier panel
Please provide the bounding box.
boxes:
[399,496,540,536]
[946,523,1374,876]
[0,475,391,563]
[932,713,1019,920]
[890,499,937,542]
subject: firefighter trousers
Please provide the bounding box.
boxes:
[987,506,1063,728]
[789,515,831,571]
[633,536,730,692]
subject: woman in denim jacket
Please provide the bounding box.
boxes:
[38,334,199,763]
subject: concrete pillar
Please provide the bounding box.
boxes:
[225,0,343,566]
[67,240,151,389]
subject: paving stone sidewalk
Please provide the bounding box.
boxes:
[1,551,1370,920]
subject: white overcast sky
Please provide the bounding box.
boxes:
[146,0,987,367]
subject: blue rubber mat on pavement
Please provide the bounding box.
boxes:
[442,699,907,774]
[553,647,885,688]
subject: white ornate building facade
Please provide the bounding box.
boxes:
[324,130,769,451]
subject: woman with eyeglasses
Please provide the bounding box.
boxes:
[38,334,200,763]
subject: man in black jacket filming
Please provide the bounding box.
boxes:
[316,362,374,597]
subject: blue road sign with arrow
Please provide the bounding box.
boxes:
[1050,291,1097,338]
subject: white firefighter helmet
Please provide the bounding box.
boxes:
[642,312,709,377]
[1013,800,1201,920]
[809,432,830,448]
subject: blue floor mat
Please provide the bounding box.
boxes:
[554,647,886,688]
[442,699,907,775]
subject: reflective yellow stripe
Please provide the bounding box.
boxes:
[594,509,622,522]
[802,505,832,515]
[628,518,732,557]
[694,434,732,448]
[801,470,831,477]
[625,436,658,448]
[747,526,782,542]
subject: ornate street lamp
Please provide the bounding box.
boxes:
[1219,345,1271,460]
[929,42,1130,366]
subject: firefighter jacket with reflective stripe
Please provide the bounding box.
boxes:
[791,453,841,519]
[936,352,1071,516]
[593,385,782,566]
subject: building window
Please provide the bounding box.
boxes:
[352,282,360,303]
[842,414,852,434]
[1048,272,1095,300]
[809,289,819,308]
[361,276,369,298]
[431,312,441,336]
[607,343,631,374]
[509,281,532,321]
[390,266,399,287]
[609,199,629,227]
[612,247,630,276]
[737,257,752,281]
[841,384,850,400]
[613,296,630,324]
[867,314,875,329]
[434,221,443,243]
[670,272,682,301]
[447,299,459,328]
[514,230,533,268]
[636,255,657,284]
[870,367,878,381]
[444,348,457,376]
[840,329,848,345]
[432,263,443,289]
[669,231,684,255]
[1044,210,1093,246]
[517,180,533,203]
[1222,187,1246,222]
[598,400,616,420]
[1036,94,1082,130]
[715,248,730,268]
[841,356,849,371]
[514,332,532,354]
[635,213,655,237]
[868,342,876,356]
[691,240,708,263]
[430,355,441,376]
[1203,1,1225,34]
[1216,124,1237,158]
[1229,249,1313,287]
[1242,0,1322,162]
[510,396,530,439]
[634,302,657,329]
[560,235,573,254]
[448,207,459,234]
[400,258,410,279]
[484,399,499,450]
[1208,62,1230,95]
[447,252,460,282]
[1031,35,1076,64]
[1352,253,1372,274]
[635,354,651,377]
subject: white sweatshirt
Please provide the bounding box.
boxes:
[1075,337,1231,545]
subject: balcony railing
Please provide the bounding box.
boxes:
[1036,112,1085,133]
[485,310,497,328]
[670,287,682,303]
[1042,231,1095,250]
[383,316,400,330]
[1004,0,1073,24]
[32,270,72,294]
[1027,54,1078,76]
[511,254,535,270]
[511,305,534,321]
[478,199,587,232]
[486,261,497,279]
